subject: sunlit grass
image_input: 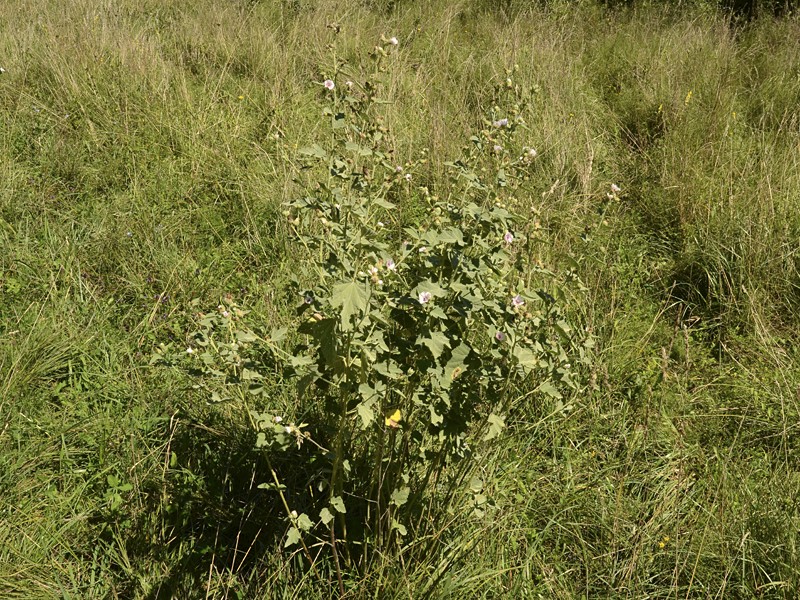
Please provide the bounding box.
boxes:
[1,0,799,597]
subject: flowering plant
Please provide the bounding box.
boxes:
[168,38,589,583]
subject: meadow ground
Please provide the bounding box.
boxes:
[2,0,800,597]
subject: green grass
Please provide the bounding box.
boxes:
[2,0,800,597]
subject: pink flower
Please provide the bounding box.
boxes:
[495,331,506,342]
[504,231,514,245]
[323,79,335,91]
[386,258,396,271]
[511,294,525,308]
[418,291,432,305]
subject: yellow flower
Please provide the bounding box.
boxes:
[385,409,402,428]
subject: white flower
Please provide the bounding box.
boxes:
[404,173,412,181]
[0,67,6,74]
[418,246,427,253]
[493,144,503,153]
[273,416,283,423]
[511,294,525,308]
[418,291,432,304]
[323,79,335,90]
[377,221,385,228]
[527,148,537,158]
[386,258,396,271]
[504,231,514,245]
[395,165,403,173]
[377,279,384,286]
[492,118,509,127]
[610,183,621,193]
[345,80,354,88]
[368,265,379,276]
[285,426,293,434]
[389,36,399,46]
[186,347,195,354]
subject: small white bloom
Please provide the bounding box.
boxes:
[504,231,514,245]
[222,310,230,318]
[377,279,383,286]
[345,80,354,88]
[291,510,298,518]
[395,165,403,173]
[377,221,385,228]
[418,246,427,253]
[418,291,432,304]
[0,67,6,74]
[493,144,503,153]
[273,416,283,423]
[285,426,293,434]
[323,79,335,90]
[610,183,621,193]
[386,258,396,271]
[511,294,525,308]
[368,265,379,276]
[186,347,195,354]
[389,36,399,46]
[404,173,412,181]
[528,148,537,158]
[492,118,509,127]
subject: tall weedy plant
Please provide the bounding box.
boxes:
[167,34,589,589]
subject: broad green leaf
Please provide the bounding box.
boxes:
[538,380,562,399]
[298,144,327,159]
[296,513,313,532]
[331,281,368,331]
[345,141,372,156]
[483,413,505,441]
[442,342,471,389]
[319,507,334,526]
[284,527,301,548]
[417,331,450,360]
[236,330,259,342]
[331,496,346,514]
[391,486,410,507]
[356,401,375,429]
[391,519,407,536]
[269,327,288,343]
[513,346,537,371]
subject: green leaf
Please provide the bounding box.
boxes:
[483,413,505,441]
[442,342,470,389]
[331,496,346,514]
[298,144,327,159]
[513,346,538,371]
[269,327,288,343]
[390,486,411,507]
[296,513,313,532]
[417,331,450,360]
[356,400,375,429]
[391,519,407,536]
[538,380,562,399]
[331,281,368,331]
[345,141,372,156]
[284,527,301,548]
[319,507,334,526]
